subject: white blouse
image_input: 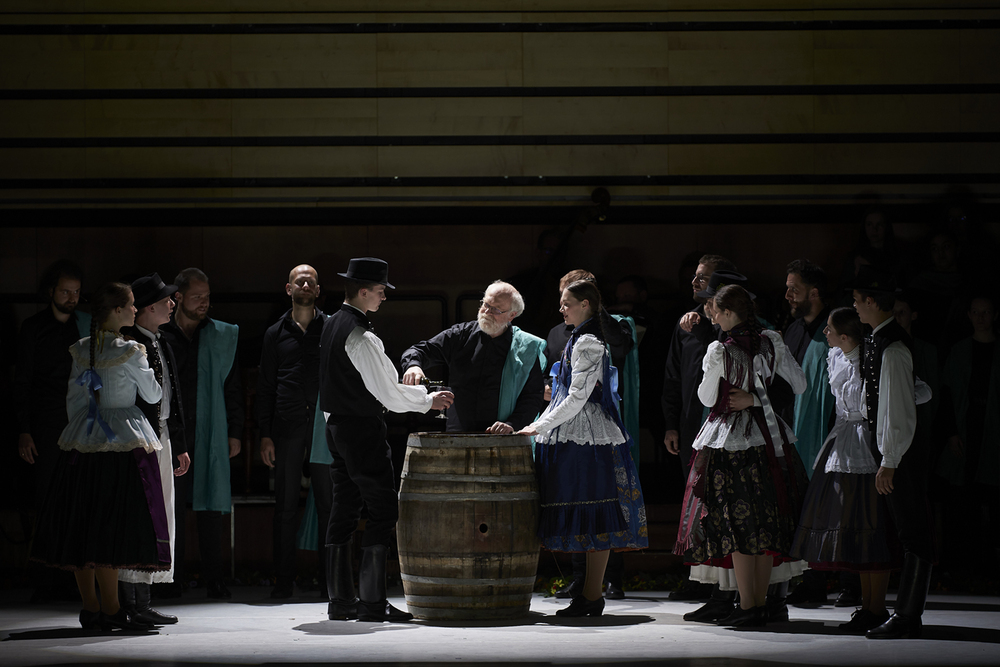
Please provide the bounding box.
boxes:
[529,334,626,446]
[692,329,806,452]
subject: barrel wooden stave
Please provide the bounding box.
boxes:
[397,432,540,620]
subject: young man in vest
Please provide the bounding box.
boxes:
[319,257,453,623]
[852,265,934,639]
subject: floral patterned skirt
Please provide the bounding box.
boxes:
[675,441,808,565]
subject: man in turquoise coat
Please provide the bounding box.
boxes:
[161,267,243,599]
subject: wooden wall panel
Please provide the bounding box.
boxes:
[85,100,233,137]
[232,35,376,88]
[232,146,376,177]
[0,36,86,89]
[376,34,523,87]
[84,35,233,89]
[668,32,814,86]
[0,6,998,213]
[377,98,524,136]
[0,100,86,137]
[233,99,377,136]
[523,33,670,87]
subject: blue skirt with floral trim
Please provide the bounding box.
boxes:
[536,435,648,553]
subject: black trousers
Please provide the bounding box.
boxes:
[324,414,398,549]
[28,426,64,513]
[271,414,332,581]
[884,437,935,563]
[174,430,227,583]
[272,417,310,581]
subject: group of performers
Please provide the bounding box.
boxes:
[22,254,934,640]
[671,265,936,640]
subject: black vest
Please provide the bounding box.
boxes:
[121,324,187,455]
[319,305,384,417]
[861,318,913,441]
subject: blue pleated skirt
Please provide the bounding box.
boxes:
[536,436,648,553]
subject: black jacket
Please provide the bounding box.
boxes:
[122,324,187,457]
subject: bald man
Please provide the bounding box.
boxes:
[257,264,331,599]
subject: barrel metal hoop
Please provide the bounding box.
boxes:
[401,472,537,483]
[406,440,529,449]
[400,574,536,586]
[398,492,539,502]
[404,593,533,604]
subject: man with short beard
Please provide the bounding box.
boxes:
[160,267,243,599]
[401,280,546,434]
[781,259,835,474]
[257,265,332,599]
[15,260,91,601]
[780,259,837,607]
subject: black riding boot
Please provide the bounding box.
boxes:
[134,582,178,625]
[117,582,154,628]
[867,552,933,639]
[357,544,413,622]
[326,539,358,620]
[766,581,790,623]
[683,585,737,623]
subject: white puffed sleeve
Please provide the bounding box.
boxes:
[766,330,807,394]
[696,341,726,408]
[527,334,604,435]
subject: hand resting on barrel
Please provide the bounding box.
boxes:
[429,390,454,411]
[514,426,538,436]
[486,421,514,434]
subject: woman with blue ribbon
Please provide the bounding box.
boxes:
[517,280,647,618]
[30,282,167,632]
[673,284,809,628]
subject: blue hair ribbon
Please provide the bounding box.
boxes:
[76,369,117,442]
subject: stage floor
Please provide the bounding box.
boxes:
[2,588,998,667]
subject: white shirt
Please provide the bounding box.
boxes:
[342,304,433,415]
[861,317,916,469]
[137,324,170,422]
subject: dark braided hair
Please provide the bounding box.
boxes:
[88,282,132,401]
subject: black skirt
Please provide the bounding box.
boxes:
[790,436,903,572]
[31,449,168,572]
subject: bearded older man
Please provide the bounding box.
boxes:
[402,281,547,434]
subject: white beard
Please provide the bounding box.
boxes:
[477,313,507,337]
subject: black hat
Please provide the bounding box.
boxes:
[131,272,178,310]
[338,257,395,289]
[846,264,899,295]
[697,270,756,300]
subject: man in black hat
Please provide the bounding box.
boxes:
[257,264,331,600]
[319,257,453,623]
[118,272,189,624]
[851,266,933,640]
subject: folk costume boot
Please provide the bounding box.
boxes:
[326,540,358,620]
[766,582,790,623]
[867,553,933,640]
[117,582,154,628]
[683,585,736,623]
[134,581,177,625]
[357,544,413,623]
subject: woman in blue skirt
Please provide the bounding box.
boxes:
[518,280,647,617]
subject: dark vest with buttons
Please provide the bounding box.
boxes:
[319,305,384,418]
[122,324,188,455]
[861,318,913,443]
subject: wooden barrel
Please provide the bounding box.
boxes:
[397,432,540,620]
